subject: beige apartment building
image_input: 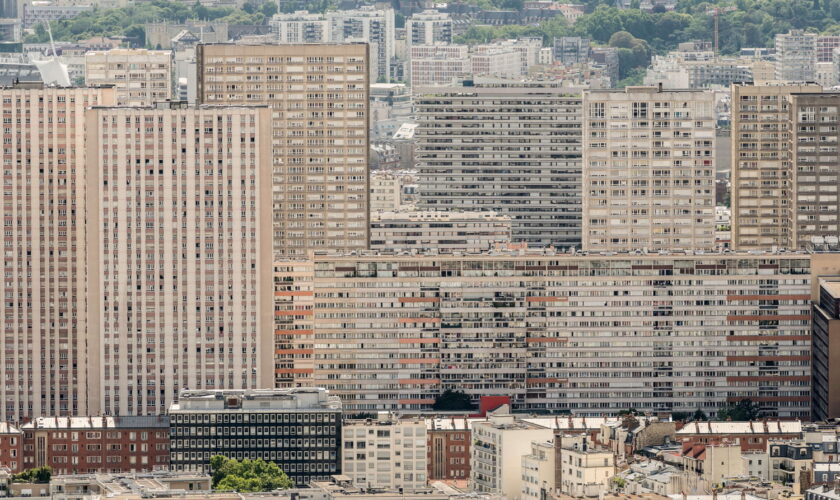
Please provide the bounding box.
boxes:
[196,43,370,258]
[84,102,274,416]
[274,250,840,418]
[370,210,511,253]
[342,412,428,491]
[582,86,716,251]
[787,93,840,249]
[0,83,115,421]
[730,82,822,250]
[85,49,172,106]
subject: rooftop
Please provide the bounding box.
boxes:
[676,421,802,435]
[170,388,342,412]
[22,416,168,430]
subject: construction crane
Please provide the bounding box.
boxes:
[706,6,736,58]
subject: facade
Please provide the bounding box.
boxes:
[676,421,802,453]
[20,416,169,474]
[408,45,469,87]
[406,10,452,46]
[730,83,822,250]
[786,93,840,249]
[813,279,840,421]
[769,442,813,493]
[816,35,840,62]
[0,423,21,472]
[341,413,428,491]
[416,82,582,249]
[271,11,331,43]
[582,86,716,251]
[469,49,524,79]
[84,103,274,416]
[272,251,840,416]
[427,418,471,481]
[22,2,91,28]
[196,43,370,258]
[327,7,395,83]
[0,84,116,421]
[470,413,553,499]
[558,435,614,497]
[84,50,172,106]
[554,36,590,65]
[520,441,555,500]
[168,389,342,486]
[370,210,512,253]
[775,31,817,82]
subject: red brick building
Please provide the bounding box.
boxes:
[675,421,802,453]
[20,416,169,474]
[427,417,472,481]
[0,423,22,472]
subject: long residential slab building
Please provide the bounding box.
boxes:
[274,249,840,419]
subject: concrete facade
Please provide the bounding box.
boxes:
[582,86,715,251]
[84,103,274,416]
[196,43,370,258]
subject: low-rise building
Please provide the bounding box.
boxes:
[427,417,472,481]
[557,435,614,498]
[370,210,512,254]
[470,411,554,499]
[341,412,428,492]
[20,416,169,474]
[807,485,840,500]
[521,441,556,500]
[168,389,342,486]
[769,442,813,494]
[677,421,803,453]
[0,423,21,472]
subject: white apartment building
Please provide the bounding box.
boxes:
[582,86,716,251]
[327,7,395,83]
[408,45,469,87]
[85,103,274,416]
[406,10,452,46]
[0,84,116,421]
[775,30,817,82]
[415,81,582,249]
[471,412,554,499]
[271,11,330,43]
[521,441,556,500]
[557,435,614,498]
[273,250,839,418]
[85,49,172,106]
[270,8,394,82]
[370,171,404,212]
[342,412,428,492]
[370,210,512,253]
[22,1,91,28]
[470,49,524,79]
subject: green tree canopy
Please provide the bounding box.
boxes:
[717,399,761,421]
[210,456,294,492]
[12,466,51,483]
[432,389,475,411]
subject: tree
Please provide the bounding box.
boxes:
[693,409,709,421]
[210,456,293,492]
[717,399,761,421]
[432,389,475,411]
[12,466,51,483]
